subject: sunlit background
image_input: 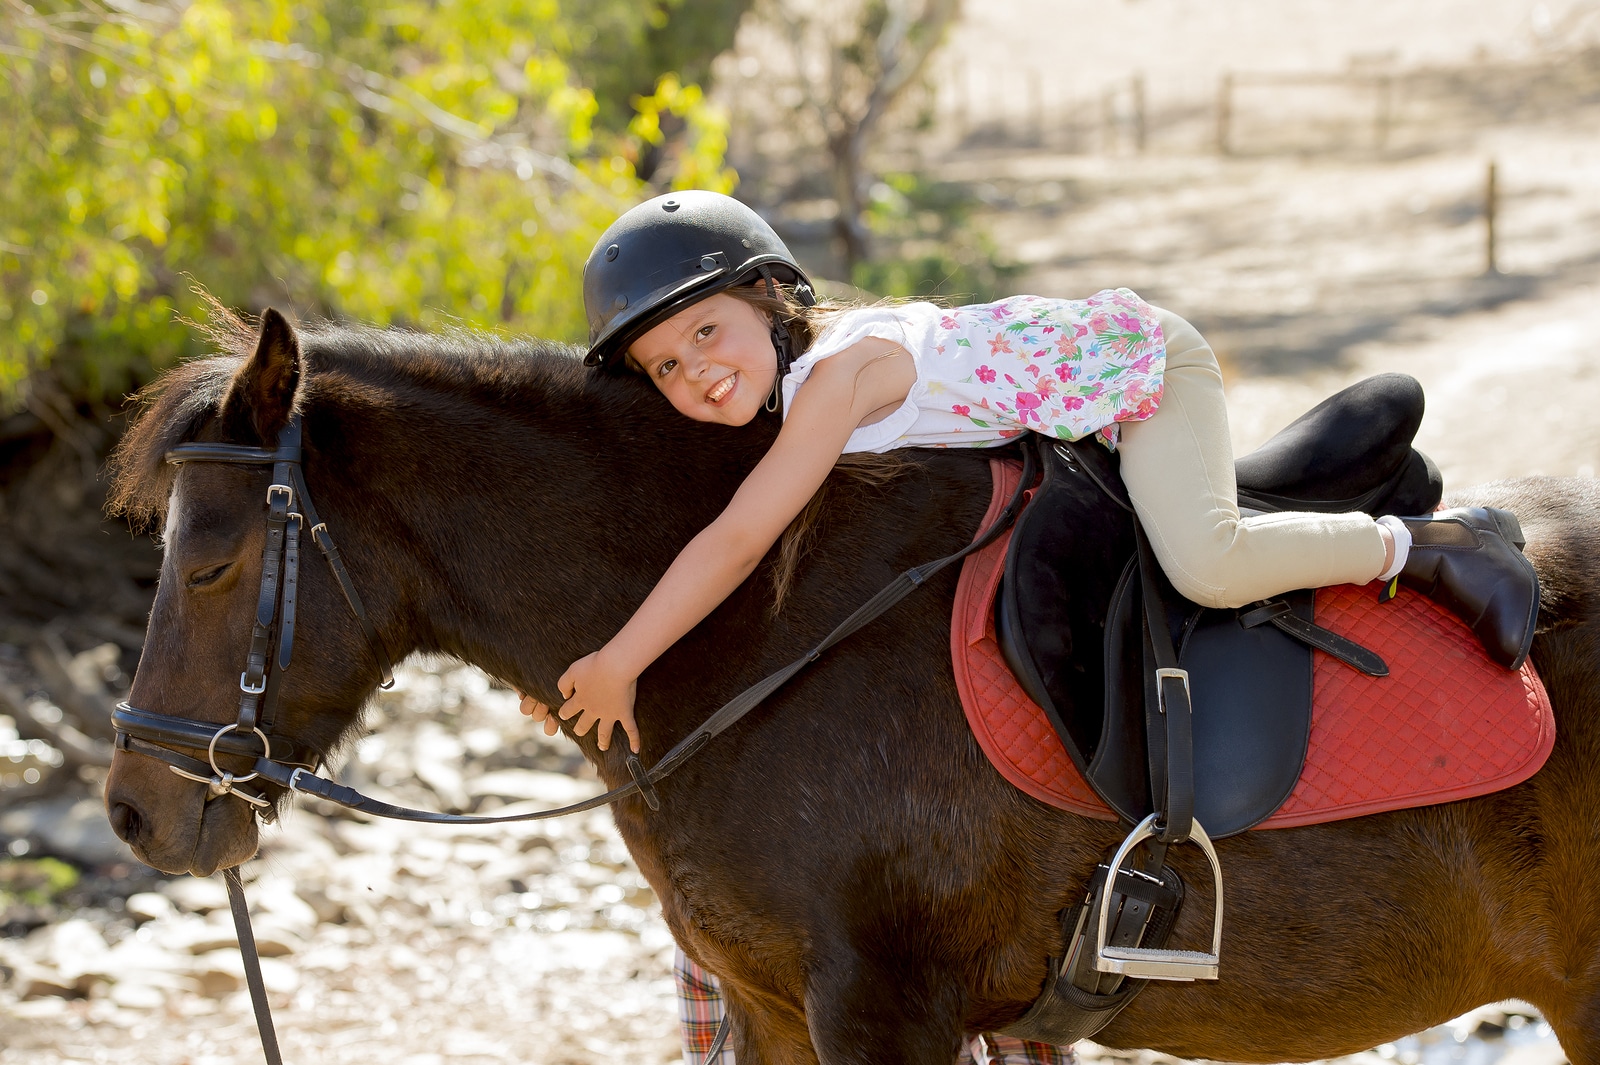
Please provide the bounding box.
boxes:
[2,0,1597,1061]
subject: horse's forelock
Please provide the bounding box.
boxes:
[107,356,243,530]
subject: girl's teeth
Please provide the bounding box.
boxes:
[709,375,735,402]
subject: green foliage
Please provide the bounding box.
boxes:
[0,0,738,412]
[567,0,753,132]
[852,172,1023,302]
[0,856,80,909]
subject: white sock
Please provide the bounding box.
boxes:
[1376,514,1412,581]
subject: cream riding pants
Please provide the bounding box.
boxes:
[1115,309,1387,610]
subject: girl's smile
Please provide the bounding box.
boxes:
[629,292,777,426]
[706,372,738,404]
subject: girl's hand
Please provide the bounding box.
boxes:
[555,651,641,753]
[517,690,562,738]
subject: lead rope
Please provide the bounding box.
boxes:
[225,867,284,1065]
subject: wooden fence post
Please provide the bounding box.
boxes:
[1485,160,1499,275]
[1374,74,1393,150]
[1102,85,1118,153]
[1132,73,1147,152]
[1216,71,1233,155]
[1028,68,1042,147]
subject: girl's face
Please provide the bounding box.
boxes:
[628,292,776,426]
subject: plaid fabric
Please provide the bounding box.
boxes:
[675,949,1077,1065]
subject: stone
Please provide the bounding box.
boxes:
[154,916,238,956]
[0,797,133,867]
[258,956,299,995]
[41,918,109,983]
[159,875,229,913]
[107,979,166,1009]
[124,891,176,922]
[188,950,245,998]
[465,769,602,805]
[250,875,319,937]
[19,967,80,1000]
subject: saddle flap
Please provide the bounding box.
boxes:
[1093,567,1313,834]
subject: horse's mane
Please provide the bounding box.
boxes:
[107,308,589,531]
[106,308,909,608]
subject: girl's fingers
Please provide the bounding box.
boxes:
[542,714,561,738]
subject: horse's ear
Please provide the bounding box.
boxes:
[221,308,302,445]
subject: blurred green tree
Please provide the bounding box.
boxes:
[0,0,738,413]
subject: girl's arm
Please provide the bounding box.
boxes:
[546,338,914,751]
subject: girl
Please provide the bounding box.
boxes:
[522,190,1537,754]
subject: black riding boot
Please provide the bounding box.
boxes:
[1396,507,1539,671]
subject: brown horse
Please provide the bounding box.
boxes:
[103,310,1600,1065]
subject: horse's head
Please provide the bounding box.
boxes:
[105,309,393,875]
[103,304,789,875]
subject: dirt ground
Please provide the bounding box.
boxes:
[5,9,1600,1065]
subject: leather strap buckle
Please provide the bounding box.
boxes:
[1154,667,1189,715]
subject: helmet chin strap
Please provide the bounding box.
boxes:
[760,265,795,416]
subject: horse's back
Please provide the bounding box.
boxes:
[1453,476,1600,631]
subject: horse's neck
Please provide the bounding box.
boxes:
[317,369,767,705]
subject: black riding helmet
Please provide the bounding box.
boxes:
[582,190,816,370]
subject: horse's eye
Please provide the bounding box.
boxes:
[188,563,231,588]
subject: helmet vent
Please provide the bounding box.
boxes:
[605,244,619,261]
[613,295,628,309]
[663,200,680,212]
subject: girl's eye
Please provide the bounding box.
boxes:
[655,358,677,378]
[697,324,715,340]
[188,562,231,588]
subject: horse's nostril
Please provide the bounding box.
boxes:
[108,801,143,844]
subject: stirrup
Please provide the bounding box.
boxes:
[1094,813,1223,981]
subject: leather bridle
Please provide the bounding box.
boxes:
[111,415,396,818]
[108,413,1036,1065]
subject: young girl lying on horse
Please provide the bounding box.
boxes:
[519,189,1537,755]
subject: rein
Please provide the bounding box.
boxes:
[111,415,1037,1063]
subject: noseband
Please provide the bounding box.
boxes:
[111,414,396,818]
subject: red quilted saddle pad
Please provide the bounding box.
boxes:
[953,459,1555,828]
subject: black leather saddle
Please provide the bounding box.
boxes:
[994,373,1444,838]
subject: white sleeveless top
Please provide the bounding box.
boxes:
[779,289,1167,454]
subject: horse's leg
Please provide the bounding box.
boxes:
[802,956,968,1065]
[1546,997,1600,1065]
[718,981,821,1065]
